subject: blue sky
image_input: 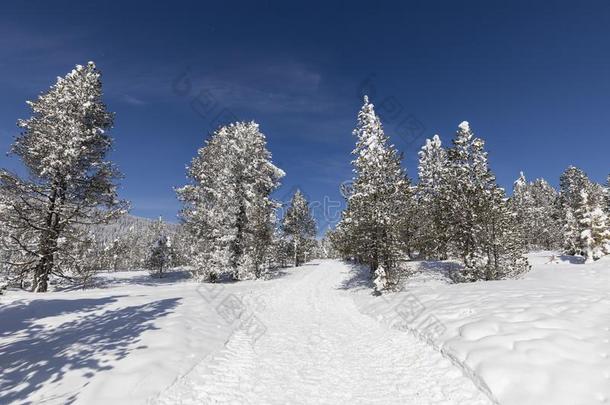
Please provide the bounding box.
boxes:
[1,1,609,230]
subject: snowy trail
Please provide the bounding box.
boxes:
[154,260,490,404]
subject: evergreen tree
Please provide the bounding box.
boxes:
[442,121,491,270]
[481,184,530,280]
[559,166,591,211]
[336,96,411,277]
[245,200,277,278]
[65,231,106,289]
[319,228,340,259]
[510,173,561,250]
[282,190,317,267]
[575,189,610,262]
[0,62,128,292]
[558,166,595,255]
[271,227,292,268]
[528,178,562,249]
[327,225,352,260]
[146,218,173,277]
[443,122,528,281]
[177,121,284,281]
[416,134,449,259]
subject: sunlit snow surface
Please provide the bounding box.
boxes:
[355,252,610,405]
[1,254,608,404]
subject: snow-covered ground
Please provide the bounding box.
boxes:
[355,252,610,405]
[153,261,488,405]
[1,254,608,404]
[0,268,267,404]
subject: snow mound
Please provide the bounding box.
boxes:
[353,252,610,405]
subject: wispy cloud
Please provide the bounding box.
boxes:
[0,24,72,55]
[121,94,147,106]
[0,23,85,90]
[180,62,340,114]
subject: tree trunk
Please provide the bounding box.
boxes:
[33,248,54,292]
[231,202,247,280]
[33,185,62,292]
[369,252,378,277]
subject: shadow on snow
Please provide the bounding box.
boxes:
[558,255,586,265]
[0,295,180,404]
[57,269,194,291]
[336,262,374,291]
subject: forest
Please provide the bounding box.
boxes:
[0,63,608,293]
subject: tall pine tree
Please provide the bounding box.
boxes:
[416,134,449,259]
[574,189,610,262]
[177,121,284,281]
[443,122,528,280]
[0,62,128,292]
[559,166,594,255]
[336,96,411,277]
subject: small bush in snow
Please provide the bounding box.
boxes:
[373,266,387,295]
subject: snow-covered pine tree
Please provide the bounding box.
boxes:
[510,173,561,250]
[442,121,489,272]
[444,121,528,281]
[559,166,592,208]
[528,178,562,249]
[270,227,292,268]
[575,189,610,262]
[177,121,284,281]
[511,172,530,223]
[327,224,352,260]
[170,224,192,268]
[63,230,106,289]
[416,134,449,259]
[509,172,534,245]
[337,96,411,278]
[146,218,173,277]
[319,228,340,259]
[558,166,594,255]
[0,62,128,292]
[282,190,317,267]
[307,239,325,261]
[243,195,278,278]
[482,184,530,280]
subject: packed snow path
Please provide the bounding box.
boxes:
[154,260,490,404]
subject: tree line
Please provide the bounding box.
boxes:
[329,96,610,289]
[1,63,608,293]
[0,63,318,292]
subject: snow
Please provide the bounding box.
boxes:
[353,252,610,405]
[458,120,470,131]
[2,264,488,405]
[1,255,608,404]
[153,261,489,404]
[0,269,236,404]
